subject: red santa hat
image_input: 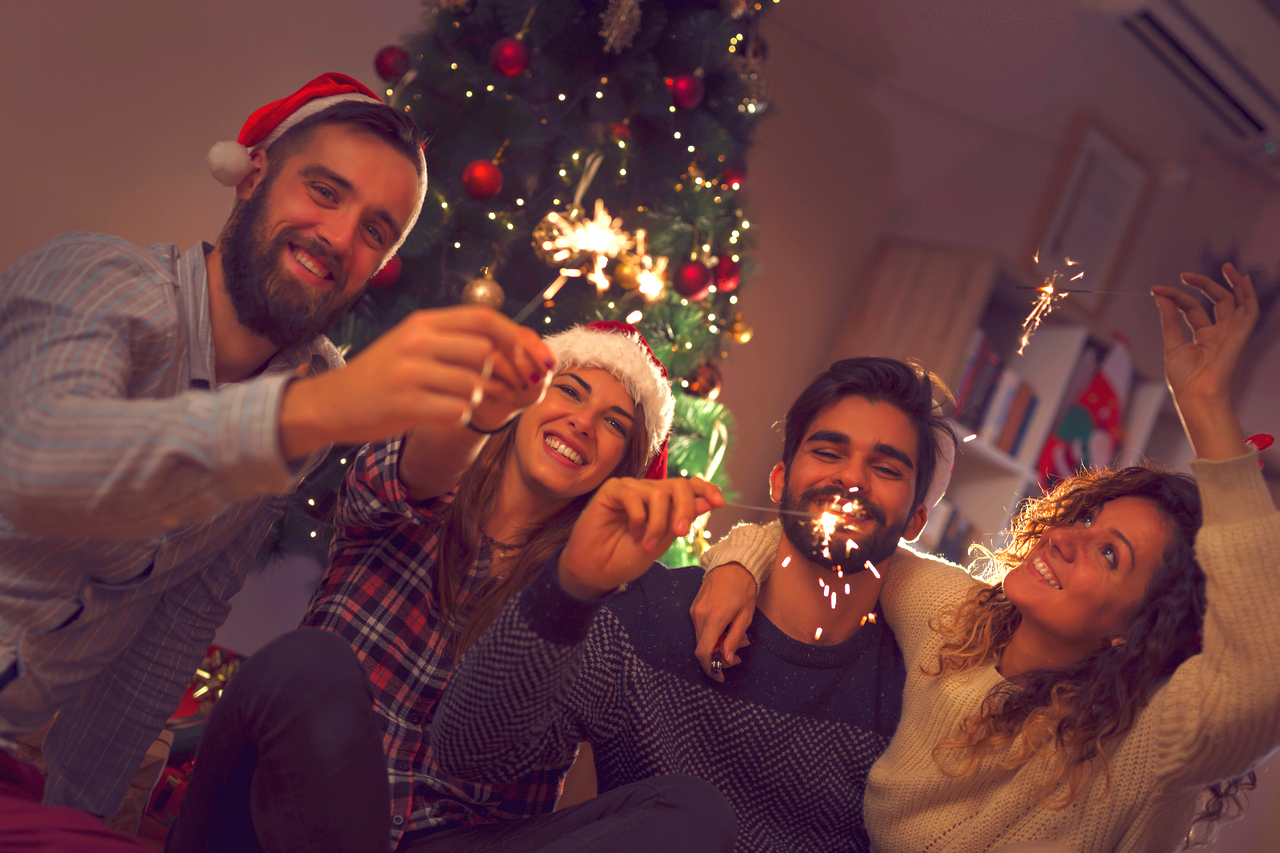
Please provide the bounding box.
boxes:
[544,322,674,480]
[207,72,427,257]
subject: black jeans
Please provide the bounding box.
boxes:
[168,629,737,853]
[167,629,390,853]
[403,775,736,853]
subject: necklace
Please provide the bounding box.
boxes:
[483,529,524,558]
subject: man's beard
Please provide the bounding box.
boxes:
[779,482,909,572]
[220,179,360,350]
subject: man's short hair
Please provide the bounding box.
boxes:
[265,99,427,180]
[782,357,955,511]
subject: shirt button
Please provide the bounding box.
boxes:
[395,759,412,772]
[407,711,423,725]
[391,815,405,827]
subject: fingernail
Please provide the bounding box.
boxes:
[543,358,556,369]
[530,372,541,383]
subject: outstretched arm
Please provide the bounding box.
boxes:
[433,477,722,780]
[1146,265,1280,786]
[691,520,781,680]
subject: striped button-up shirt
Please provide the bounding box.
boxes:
[0,233,340,816]
[303,437,566,849]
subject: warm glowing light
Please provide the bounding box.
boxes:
[963,434,977,443]
[625,309,643,323]
[814,627,823,640]
[782,556,791,567]
[865,561,880,579]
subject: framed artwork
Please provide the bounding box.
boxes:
[1022,115,1154,314]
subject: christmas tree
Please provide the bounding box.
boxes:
[264,0,773,567]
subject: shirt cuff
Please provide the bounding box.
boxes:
[519,556,605,647]
[1191,450,1274,527]
[217,372,307,497]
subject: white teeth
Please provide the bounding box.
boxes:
[292,248,328,278]
[545,435,585,465]
[1032,556,1061,589]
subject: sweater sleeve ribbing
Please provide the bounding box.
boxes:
[700,519,781,590]
[1142,452,1280,790]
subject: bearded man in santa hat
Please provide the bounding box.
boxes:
[0,73,553,822]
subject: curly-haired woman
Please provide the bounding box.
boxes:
[695,264,1277,852]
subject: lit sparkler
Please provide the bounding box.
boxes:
[1017,253,1079,355]
[865,561,880,579]
[814,627,823,641]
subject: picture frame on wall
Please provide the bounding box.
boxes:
[1022,115,1154,314]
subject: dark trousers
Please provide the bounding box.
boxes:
[403,775,736,853]
[169,629,737,853]
[167,629,390,853]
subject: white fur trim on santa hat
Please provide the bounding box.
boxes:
[925,413,956,509]
[545,326,674,463]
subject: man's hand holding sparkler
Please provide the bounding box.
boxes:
[559,477,725,600]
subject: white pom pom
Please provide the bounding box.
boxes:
[207,141,253,186]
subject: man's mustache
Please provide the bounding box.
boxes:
[796,486,886,526]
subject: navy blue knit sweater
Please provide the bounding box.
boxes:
[432,559,906,852]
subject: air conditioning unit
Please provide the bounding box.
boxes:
[1086,0,1280,163]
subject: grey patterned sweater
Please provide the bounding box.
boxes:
[431,560,905,852]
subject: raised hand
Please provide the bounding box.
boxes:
[558,477,725,600]
[279,305,555,460]
[1152,263,1259,460]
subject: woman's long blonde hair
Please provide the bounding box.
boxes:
[926,466,1253,843]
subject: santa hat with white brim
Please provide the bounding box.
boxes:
[544,322,675,480]
[207,72,427,260]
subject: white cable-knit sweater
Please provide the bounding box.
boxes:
[701,453,1280,852]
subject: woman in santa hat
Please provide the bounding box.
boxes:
[170,321,734,853]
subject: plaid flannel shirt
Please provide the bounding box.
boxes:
[302,436,570,847]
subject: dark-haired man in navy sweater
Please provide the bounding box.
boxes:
[432,357,955,851]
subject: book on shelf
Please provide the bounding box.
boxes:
[956,335,1004,430]
[916,498,974,565]
[978,368,1023,446]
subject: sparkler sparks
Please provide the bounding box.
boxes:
[782,556,791,567]
[865,561,880,579]
[814,627,823,641]
[1018,253,1078,355]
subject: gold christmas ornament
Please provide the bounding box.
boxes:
[600,0,642,53]
[532,207,585,267]
[613,251,644,290]
[461,275,506,309]
[729,313,753,344]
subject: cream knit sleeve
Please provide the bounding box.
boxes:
[700,519,781,591]
[879,545,981,660]
[1143,452,1280,789]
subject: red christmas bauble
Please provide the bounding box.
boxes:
[713,255,741,292]
[668,73,705,110]
[721,166,745,190]
[368,254,403,289]
[608,121,632,142]
[462,159,503,199]
[674,260,712,300]
[490,36,531,77]
[374,46,411,83]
